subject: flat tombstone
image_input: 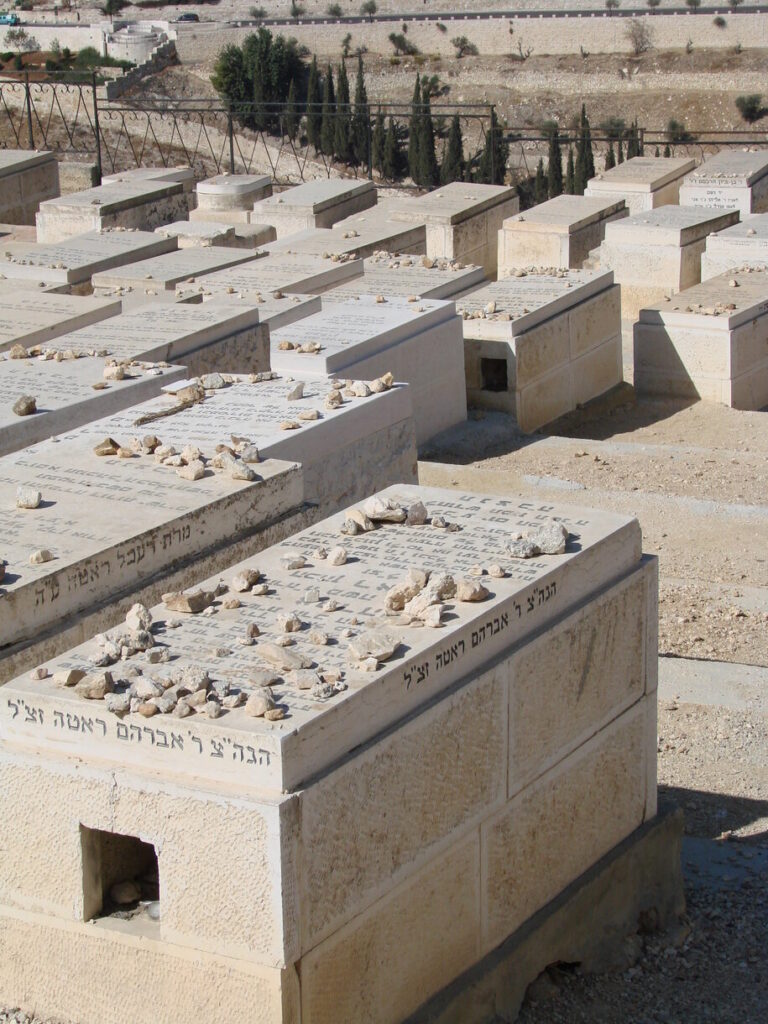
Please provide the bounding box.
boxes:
[0,352,186,457]
[321,251,486,302]
[91,247,261,307]
[634,265,768,408]
[270,296,467,444]
[0,292,121,354]
[101,166,196,192]
[177,250,364,300]
[585,156,695,215]
[598,205,740,320]
[388,182,520,275]
[0,229,179,290]
[0,149,60,226]
[196,173,273,212]
[253,179,377,237]
[701,213,768,279]
[311,202,428,258]
[154,221,238,248]
[679,150,768,216]
[498,194,628,272]
[36,179,192,244]
[456,270,622,431]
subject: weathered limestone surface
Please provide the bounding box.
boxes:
[270,297,467,444]
[679,150,768,216]
[36,179,193,244]
[386,182,519,275]
[195,173,273,213]
[0,230,179,290]
[175,250,363,301]
[100,167,195,191]
[701,214,768,279]
[634,266,768,408]
[253,180,377,237]
[320,251,485,302]
[585,156,695,215]
[0,486,656,1024]
[267,202,428,260]
[0,355,186,457]
[91,248,260,307]
[156,220,276,250]
[457,270,622,430]
[0,150,60,226]
[0,293,121,354]
[597,205,740,320]
[498,195,627,272]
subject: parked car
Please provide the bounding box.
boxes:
[0,12,20,24]
[175,12,199,21]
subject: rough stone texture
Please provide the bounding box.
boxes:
[0,151,60,226]
[585,157,695,215]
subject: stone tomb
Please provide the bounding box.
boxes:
[156,220,276,250]
[270,297,467,445]
[0,230,178,293]
[633,266,768,408]
[596,205,740,321]
[0,293,121,354]
[51,301,270,377]
[0,352,186,458]
[321,251,486,303]
[288,201,429,259]
[191,173,273,226]
[0,149,60,226]
[457,270,622,431]
[679,150,768,216]
[585,156,695,215]
[92,247,262,308]
[0,372,416,674]
[100,167,196,191]
[253,179,377,238]
[498,194,628,273]
[36,179,193,244]
[0,484,658,1024]
[386,182,519,276]
[701,214,768,279]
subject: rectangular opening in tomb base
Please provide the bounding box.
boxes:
[0,485,642,794]
[587,157,696,192]
[320,254,485,302]
[456,270,614,335]
[0,231,179,286]
[0,294,121,352]
[602,206,740,247]
[80,825,159,923]
[638,266,768,330]
[0,357,186,456]
[91,248,260,292]
[177,252,363,299]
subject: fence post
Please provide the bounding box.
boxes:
[367,108,373,180]
[91,72,102,183]
[24,72,33,149]
[228,111,235,173]
[490,103,495,185]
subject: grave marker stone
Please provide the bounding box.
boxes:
[0,149,60,226]
[679,150,768,216]
[585,156,695,215]
[320,251,485,302]
[253,179,377,237]
[0,293,121,354]
[701,213,768,279]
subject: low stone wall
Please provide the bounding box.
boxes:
[104,40,177,101]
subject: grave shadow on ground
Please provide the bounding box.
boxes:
[660,785,768,844]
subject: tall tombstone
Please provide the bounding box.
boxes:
[456,270,622,431]
[634,265,768,408]
[0,374,416,678]
[585,156,695,216]
[0,230,179,294]
[0,150,60,226]
[270,296,467,444]
[498,194,628,273]
[679,150,768,216]
[0,484,658,1024]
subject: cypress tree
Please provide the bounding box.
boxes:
[477,108,507,185]
[440,113,464,184]
[547,126,563,198]
[565,146,575,194]
[211,45,250,125]
[407,74,422,183]
[334,60,353,163]
[284,77,299,140]
[306,56,321,152]
[605,141,616,170]
[372,110,385,177]
[583,105,595,182]
[626,119,638,159]
[418,80,440,187]
[534,157,547,204]
[383,115,404,180]
[351,54,369,167]
[663,143,671,157]
[617,137,624,164]
[655,145,660,157]
[320,63,336,157]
